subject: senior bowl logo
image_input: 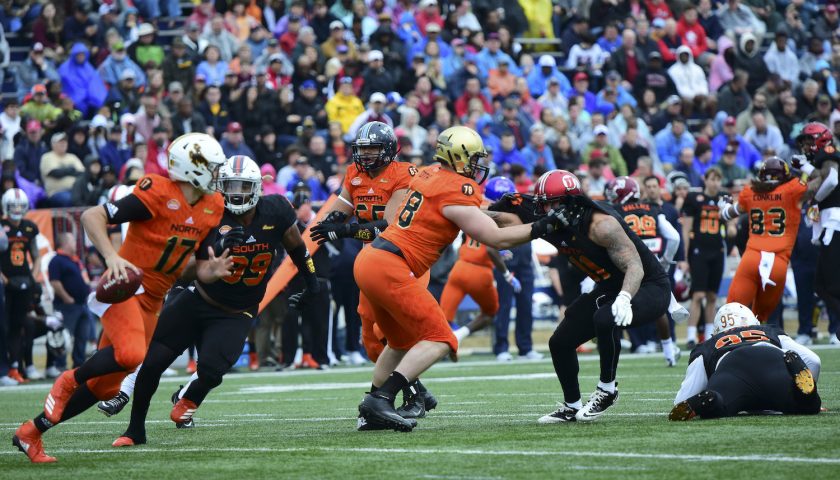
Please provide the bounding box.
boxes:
[219,225,233,235]
[351,177,362,186]
[167,199,181,210]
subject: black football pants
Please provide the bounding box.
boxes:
[548,276,670,403]
[815,233,840,336]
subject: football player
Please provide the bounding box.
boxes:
[309,122,439,419]
[486,170,671,422]
[354,126,557,431]
[794,122,840,343]
[719,157,817,321]
[12,133,227,463]
[605,176,686,366]
[0,188,41,383]
[112,155,318,446]
[440,176,522,346]
[670,302,820,420]
[681,167,727,347]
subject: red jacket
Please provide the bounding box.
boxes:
[644,0,672,19]
[676,17,707,58]
[454,92,492,119]
[414,11,443,36]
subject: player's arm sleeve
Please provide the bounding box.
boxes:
[673,357,709,405]
[195,229,217,261]
[486,194,536,225]
[779,335,821,381]
[346,219,389,242]
[815,165,838,203]
[0,224,8,252]
[657,213,680,263]
[104,194,154,224]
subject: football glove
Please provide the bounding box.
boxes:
[529,208,569,239]
[499,250,514,261]
[310,222,346,245]
[611,291,633,327]
[503,271,522,293]
[717,195,736,221]
[213,226,245,254]
[289,283,321,310]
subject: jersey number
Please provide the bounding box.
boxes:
[714,329,770,349]
[397,191,423,228]
[467,237,482,248]
[570,255,611,282]
[624,214,656,237]
[222,252,273,286]
[9,242,26,267]
[154,236,197,274]
[355,204,386,221]
[699,209,720,235]
[749,207,786,236]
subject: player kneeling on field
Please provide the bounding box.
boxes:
[113,155,318,446]
[670,302,821,420]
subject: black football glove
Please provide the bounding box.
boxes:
[310,222,349,245]
[213,226,245,254]
[529,208,573,239]
[288,282,321,310]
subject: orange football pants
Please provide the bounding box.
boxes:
[86,292,162,400]
[440,260,499,320]
[354,247,457,354]
[727,249,789,322]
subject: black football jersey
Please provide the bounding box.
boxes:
[196,195,297,311]
[689,324,785,378]
[812,144,840,209]
[489,195,666,289]
[681,191,725,251]
[0,219,39,278]
[617,202,664,254]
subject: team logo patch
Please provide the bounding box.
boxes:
[825,145,836,154]
[408,166,418,176]
[351,177,362,186]
[204,208,215,214]
[167,199,181,210]
[219,225,232,235]
[262,225,275,230]
[138,177,153,191]
[461,184,475,196]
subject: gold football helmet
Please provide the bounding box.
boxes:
[434,126,489,184]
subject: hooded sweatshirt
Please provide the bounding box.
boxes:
[59,43,107,116]
[708,35,735,92]
[667,45,708,100]
[763,41,800,86]
[735,33,768,93]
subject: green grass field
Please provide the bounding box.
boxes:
[2,347,840,479]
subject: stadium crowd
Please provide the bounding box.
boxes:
[0,0,838,385]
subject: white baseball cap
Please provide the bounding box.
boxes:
[538,55,556,67]
[368,50,384,62]
[594,125,609,136]
[370,92,387,104]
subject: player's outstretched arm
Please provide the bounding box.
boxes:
[443,205,541,250]
[657,214,680,265]
[590,213,644,296]
[482,209,524,227]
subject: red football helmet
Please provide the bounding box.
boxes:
[534,170,583,212]
[796,122,832,157]
[604,176,640,205]
[754,156,791,192]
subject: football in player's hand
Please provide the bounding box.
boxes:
[96,269,143,304]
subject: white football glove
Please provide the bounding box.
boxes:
[611,291,633,327]
[791,154,815,175]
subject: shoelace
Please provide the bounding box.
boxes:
[552,402,575,415]
[589,388,611,405]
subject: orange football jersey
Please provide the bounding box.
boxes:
[457,235,493,268]
[738,179,807,254]
[342,161,417,224]
[120,174,224,298]
[381,165,482,276]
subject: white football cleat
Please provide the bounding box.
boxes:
[1,375,19,386]
[496,352,513,362]
[347,351,368,366]
[795,334,813,346]
[521,350,544,360]
[45,366,62,378]
[25,365,45,380]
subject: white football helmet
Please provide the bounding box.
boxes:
[713,302,760,335]
[218,155,262,214]
[2,188,30,221]
[167,133,227,193]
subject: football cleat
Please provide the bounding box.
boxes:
[112,434,146,447]
[25,365,45,380]
[98,391,130,417]
[12,420,56,463]
[171,386,194,428]
[575,385,619,422]
[358,393,417,432]
[8,368,28,384]
[171,398,198,426]
[784,350,816,395]
[538,403,579,423]
[666,346,682,367]
[669,390,719,421]
[297,353,320,369]
[44,368,79,424]
[248,352,259,371]
[669,401,697,421]
[395,388,438,419]
[186,358,197,374]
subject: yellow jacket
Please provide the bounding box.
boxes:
[326,93,365,133]
[519,0,555,51]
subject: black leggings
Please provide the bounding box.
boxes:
[548,276,670,403]
[815,234,840,327]
[697,346,821,418]
[281,278,330,365]
[4,285,32,368]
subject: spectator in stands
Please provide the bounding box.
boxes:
[645,0,673,20]
[326,77,365,134]
[63,7,96,47]
[566,31,607,72]
[171,98,207,139]
[603,70,637,108]
[763,29,799,87]
[775,94,800,143]
[202,15,239,62]
[182,21,208,59]
[188,0,215,32]
[19,84,60,127]
[360,50,396,99]
[59,43,107,118]
[655,117,696,166]
[583,125,627,176]
[673,146,702,187]
[568,71,599,115]
[708,36,736,92]
[98,126,130,174]
[797,79,820,119]
[454,77,491,119]
[133,95,161,142]
[735,33,768,93]
[477,31,520,78]
[14,42,60,102]
[711,116,762,170]
[800,38,827,79]
[597,22,622,55]
[197,45,230,87]
[13,120,46,185]
[397,107,427,150]
[668,46,708,101]
[494,130,524,172]
[48,232,91,369]
[32,2,63,60]
[220,122,256,158]
[677,5,708,62]
[98,40,146,89]
[537,77,568,118]
[488,58,517,98]
[744,110,786,157]
[144,126,171,177]
[254,126,282,167]
[161,37,195,91]
[717,69,750,117]
[655,18,682,65]
[634,51,676,104]
[310,0,339,43]
[40,132,83,207]
[129,23,165,69]
[650,94,683,133]
[814,3,840,40]
[717,141,750,186]
[521,124,556,174]
[71,156,104,207]
[321,20,358,60]
[347,92,393,139]
[415,0,444,36]
[809,94,833,125]
[619,127,650,175]
[696,0,723,48]
[286,157,328,202]
[527,55,569,98]
[692,141,716,178]
[735,91,777,134]
[719,0,766,36]
[584,154,610,196]
[609,29,645,86]
[0,101,20,157]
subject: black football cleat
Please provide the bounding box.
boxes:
[171,385,194,429]
[538,403,579,423]
[575,384,619,422]
[396,387,438,419]
[358,393,417,432]
[784,350,816,396]
[98,391,130,417]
